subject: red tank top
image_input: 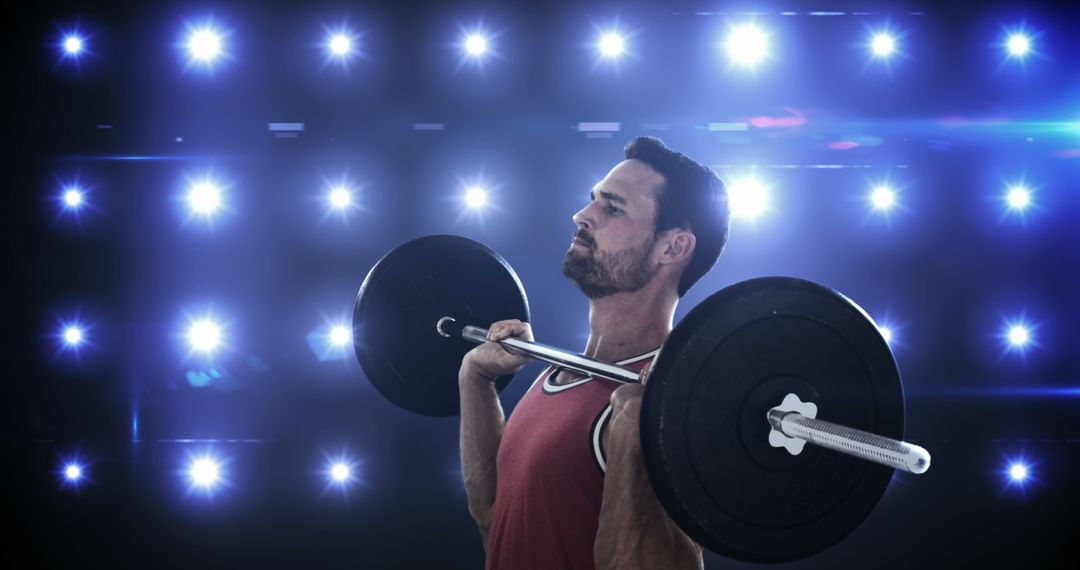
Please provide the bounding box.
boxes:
[485,348,660,570]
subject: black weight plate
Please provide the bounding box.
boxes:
[353,235,530,416]
[640,277,903,563]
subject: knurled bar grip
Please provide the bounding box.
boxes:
[767,409,931,474]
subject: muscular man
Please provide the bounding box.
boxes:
[458,137,731,569]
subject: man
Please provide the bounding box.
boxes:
[458,137,731,569]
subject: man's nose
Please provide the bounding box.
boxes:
[572,203,595,230]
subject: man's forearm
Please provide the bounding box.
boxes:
[595,437,703,570]
[458,365,505,547]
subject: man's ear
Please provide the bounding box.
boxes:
[658,228,695,266]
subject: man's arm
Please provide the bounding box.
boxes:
[459,361,506,548]
[595,383,704,570]
[457,319,533,549]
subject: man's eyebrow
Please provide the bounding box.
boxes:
[590,188,627,204]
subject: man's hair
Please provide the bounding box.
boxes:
[624,136,730,297]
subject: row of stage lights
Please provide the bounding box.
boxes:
[51,451,1040,497]
[48,171,1046,364]
[50,308,1042,365]
[53,173,1043,224]
[58,451,364,497]
[52,18,1046,72]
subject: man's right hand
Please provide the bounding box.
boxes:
[461,319,534,382]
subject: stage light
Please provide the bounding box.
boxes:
[59,457,88,488]
[1005,185,1031,212]
[329,186,352,210]
[724,24,769,68]
[55,318,92,355]
[1006,324,1030,348]
[598,32,626,59]
[870,33,896,58]
[727,177,770,220]
[64,463,83,481]
[997,314,1042,358]
[465,186,488,209]
[321,453,361,492]
[187,26,223,62]
[188,456,221,488]
[187,318,223,354]
[187,180,222,216]
[330,462,351,482]
[319,24,363,68]
[62,187,84,209]
[464,33,488,57]
[62,325,84,347]
[870,185,897,212]
[63,35,84,56]
[329,34,352,57]
[1009,462,1028,482]
[329,325,352,347]
[1005,32,1031,59]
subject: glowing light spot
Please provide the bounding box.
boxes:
[464,33,488,57]
[870,33,896,58]
[187,319,223,353]
[188,27,223,62]
[329,325,351,347]
[1006,33,1030,58]
[598,32,625,58]
[189,457,221,488]
[724,24,769,68]
[465,187,488,209]
[728,177,770,220]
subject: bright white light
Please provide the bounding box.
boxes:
[189,457,221,488]
[599,32,625,58]
[329,186,352,210]
[187,319,223,353]
[724,24,769,67]
[330,462,351,482]
[1007,325,1030,348]
[727,177,769,220]
[878,326,893,343]
[465,186,488,209]
[870,33,896,58]
[329,325,352,347]
[187,181,222,215]
[1006,33,1031,58]
[64,464,83,481]
[63,325,84,347]
[870,185,897,211]
[1006,185,1031,211]
[188,27,223,62]
[464,33,488,57]
[329,34,352,56]
[64,35,84,55]
[63,187,84,208]
[1009,462,1028,481]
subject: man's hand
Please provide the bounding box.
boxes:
[461,319,534,384]
[606,383,645,454]
[596,375,704,570]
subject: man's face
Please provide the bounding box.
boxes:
[562,159,664,299]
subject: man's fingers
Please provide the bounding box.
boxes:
[610,383,645,412]
[488,319,529,342]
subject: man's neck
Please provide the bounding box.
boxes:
[582,284,677,364]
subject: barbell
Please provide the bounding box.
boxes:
[352,234,931,563]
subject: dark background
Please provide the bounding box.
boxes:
[8,0,1080,567]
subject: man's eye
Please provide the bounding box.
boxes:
[607,205,621,215]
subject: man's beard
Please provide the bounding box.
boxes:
[561,236,657,299]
